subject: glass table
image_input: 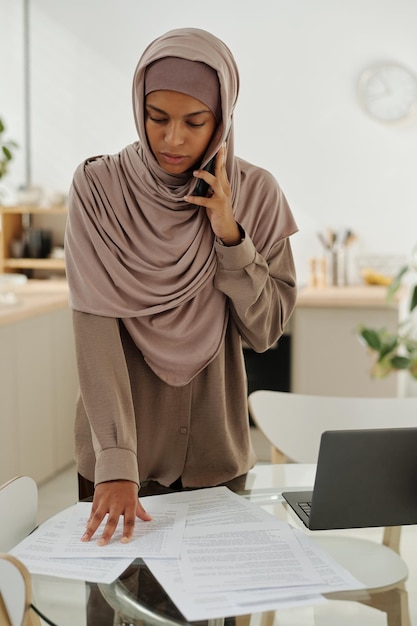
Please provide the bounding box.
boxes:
[31,464,413,626]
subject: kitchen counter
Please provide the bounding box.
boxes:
[0,279,69,326]
[296,284,405,308]
[291,284,407,398]
[0,278,77,485]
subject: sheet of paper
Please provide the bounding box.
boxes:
[10,509,133,583]
[156,487,321,592]
[154,485,283,529]
[179,522,322,591]
[142,488,365,621]
[144,557,326,622]
[51,498,188,558]
[291,529,366,593]
[144,522,365,621]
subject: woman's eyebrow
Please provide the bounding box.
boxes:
[145,104,168,115]
[145,104,211,118]
[185,109,211,118]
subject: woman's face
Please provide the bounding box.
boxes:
[145,90,217,174]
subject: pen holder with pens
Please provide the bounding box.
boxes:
[329,247,348,287]
[314,229,356,288]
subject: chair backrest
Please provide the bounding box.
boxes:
[0,554,41,626]
[0,477,38,553]
[248,390,417,464]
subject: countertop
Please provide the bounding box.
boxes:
[296,285,405,309]
[0,279,69,326]
[0,281,405,326]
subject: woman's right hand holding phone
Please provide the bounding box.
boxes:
[184,144,241,246]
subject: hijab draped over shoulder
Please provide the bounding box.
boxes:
[65,28,297,386]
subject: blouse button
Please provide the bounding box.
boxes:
[179,427,188,435]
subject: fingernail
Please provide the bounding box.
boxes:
[97,538,106,546]
[121,536,130,544]
[81,533,89,542]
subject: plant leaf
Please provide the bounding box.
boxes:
[2,146,12,160]
[409,285,417,313]
[371,357,392,379]
[390,355,411,370]
[403,338,417,356]
[386,265,408,302]
[358,327,382,351]
[378,335,398,360]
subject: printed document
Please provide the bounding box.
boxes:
[11,484,364,618]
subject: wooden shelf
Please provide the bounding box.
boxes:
[0,204,67,215]
[0,205,67,275]
[3,258,65,270]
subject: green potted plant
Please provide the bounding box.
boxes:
[0,117,18,189]
[357,245,417,379]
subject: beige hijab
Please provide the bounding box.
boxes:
[65,28,296,386]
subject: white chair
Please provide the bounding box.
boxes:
[0,554,41,626]
[0,476,40,626]
[0,476,38,553]
[248,390,417,626]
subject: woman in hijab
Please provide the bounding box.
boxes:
[65,27,298,545]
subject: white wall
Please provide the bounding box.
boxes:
[1,0,417,284]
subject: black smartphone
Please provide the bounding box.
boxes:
[194,155,216,197]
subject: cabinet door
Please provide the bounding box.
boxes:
[51,308,78,468]
[15,316,56,482]
[291,306,399,397]
[0,325,20,484]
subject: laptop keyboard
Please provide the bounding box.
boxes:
[299,501,312,517]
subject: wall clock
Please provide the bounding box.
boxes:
[357,61,417,125]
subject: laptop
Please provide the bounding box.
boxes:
[282,427,417,530]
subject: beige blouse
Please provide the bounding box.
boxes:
[72,234,296,488]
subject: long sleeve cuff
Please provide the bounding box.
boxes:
[95,447,139,486]
[214,231,256,271]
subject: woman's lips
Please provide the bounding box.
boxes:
[160,153,188,166]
